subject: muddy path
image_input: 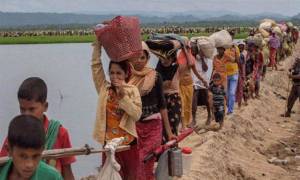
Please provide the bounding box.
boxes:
[178,43,300,180]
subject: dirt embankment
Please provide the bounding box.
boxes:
[179,43,300,180]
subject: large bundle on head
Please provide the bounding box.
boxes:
[272,26,282,37]
[277,23,288,32]
[145,33,186,61]
[190,36,215,58]
[145,40,181,61]
[286,22,294,28]
[95,16,142,62]
[259,19,277,30]
[245,34,264,48]
[259,28,270,38]
[209,30,232,49]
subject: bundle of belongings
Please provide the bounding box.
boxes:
[146,33,194,66]
[190,36,215,58]
[94,15,143,62]
[209,30,233,49]
[245,34,264,48]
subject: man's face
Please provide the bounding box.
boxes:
[9,146,43,179]
[19,99,47,120]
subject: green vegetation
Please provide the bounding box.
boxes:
[0,32,249,45]
[0,35,95,44]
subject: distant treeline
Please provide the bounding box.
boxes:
[1,21,299,32]
[0,21,259,31]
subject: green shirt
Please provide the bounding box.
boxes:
[0,159,63,180]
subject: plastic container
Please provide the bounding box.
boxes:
[181,147,193,175]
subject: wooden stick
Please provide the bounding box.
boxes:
[0,145,130,165]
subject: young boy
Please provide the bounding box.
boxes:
[0,115,62,180]
[209,73,226,129]
[0,77,75,179]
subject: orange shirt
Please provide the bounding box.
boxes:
[106,89,135,145]
[213,55,227,87]
[177,49,195,85]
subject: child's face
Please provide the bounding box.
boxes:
[213,79,222,86]
[8,146,43,179]
[19,99,48,121]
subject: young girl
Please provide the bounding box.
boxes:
[91,40,142,180]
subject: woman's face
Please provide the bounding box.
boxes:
[109,63,127,86]
[129,51,148,71]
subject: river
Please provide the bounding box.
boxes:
[0,43,158,178]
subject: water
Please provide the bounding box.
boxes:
[0,43,158,178]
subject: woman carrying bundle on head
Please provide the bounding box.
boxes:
[92,16,143,180]
[146,38,207,138]
[146,40,182,139]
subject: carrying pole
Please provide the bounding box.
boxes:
[0,144,130,165]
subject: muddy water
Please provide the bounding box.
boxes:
[0,43,158,178]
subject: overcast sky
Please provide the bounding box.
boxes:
[1,0,300,16]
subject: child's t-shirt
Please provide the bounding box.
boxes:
[0,115,76,173]
[0,159,63,180]
[209,84,226,111]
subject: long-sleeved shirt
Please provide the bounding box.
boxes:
[91,42,142,144]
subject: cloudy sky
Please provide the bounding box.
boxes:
[1,0,300,16]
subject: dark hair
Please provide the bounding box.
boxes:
[212,73,222,81]
[8,115,45,149]
[109,61,130,74]
[143,50,150,59]
[108,60,131,82]
[18,77,47,103]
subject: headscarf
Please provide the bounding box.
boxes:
[128,42,157,96]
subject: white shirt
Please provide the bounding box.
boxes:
[192,57,213,89]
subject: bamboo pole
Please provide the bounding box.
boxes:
[0,144,130,165]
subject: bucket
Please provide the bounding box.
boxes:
[95,16,143,62]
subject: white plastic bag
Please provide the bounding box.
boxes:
[97,137,124,180]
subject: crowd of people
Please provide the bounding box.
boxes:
[0,26,252,38]
[0,16,299,180]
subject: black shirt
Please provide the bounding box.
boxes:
[292,62,300,85]
[209,84,226,112]
[140,73,167,119]
[246,58,254,76]
[155,61,178,81]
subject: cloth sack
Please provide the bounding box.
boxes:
[191,36,215,58]
[209,30,232,49]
